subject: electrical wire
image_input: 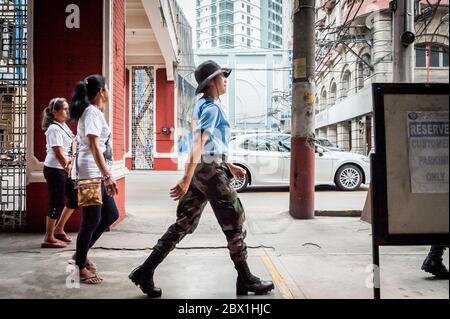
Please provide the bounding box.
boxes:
[416,0,443,37]
[315,0,359,74]
[315,0,366,77]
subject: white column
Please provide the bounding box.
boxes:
[327,125,337,145]
[337,122,350,151]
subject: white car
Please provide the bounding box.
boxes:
[228,133,371,192]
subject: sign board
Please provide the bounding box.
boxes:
[371,83,449,245]
[407,111,448,194]
[370,83,449,299]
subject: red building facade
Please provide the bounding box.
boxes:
[26,0,180,231]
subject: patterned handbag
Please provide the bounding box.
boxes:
[76,178,103,207]
[75,143,103,207]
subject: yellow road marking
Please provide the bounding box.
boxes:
[260,255,294,299]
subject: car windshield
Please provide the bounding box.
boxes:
[319,139,333,147]
[276,136,291,151]
[274,136,326,154]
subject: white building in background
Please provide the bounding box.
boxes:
[315,0,449,155]
[195,0,283,49]
[279,0,293,131]
[194,0,289,132]
[195,49,284,130]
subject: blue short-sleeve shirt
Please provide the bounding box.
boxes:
[195,97,230,156]
[192,96,213,120]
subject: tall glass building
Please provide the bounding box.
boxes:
[261,0,283,48]
[196,0,283,49]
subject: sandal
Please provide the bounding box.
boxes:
[68,258,98,273]
[85,260,98,273]
[41,240,67,249]
[80,274,103,285]
[54,233,72,243]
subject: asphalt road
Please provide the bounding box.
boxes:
[125,171,369,216]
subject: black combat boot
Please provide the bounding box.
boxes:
[235,260,275,295]
[129,250,165,298]
[421,246,449,279]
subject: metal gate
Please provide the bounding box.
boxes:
[0,0,27,230]
[131,66,155,170]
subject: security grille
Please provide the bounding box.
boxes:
[131,66,154,170]
[0,0,27,230]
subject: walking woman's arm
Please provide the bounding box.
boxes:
[170,131,209,201]
[87,134,118,196]
[66,138,77,175]
[52,146,69,172]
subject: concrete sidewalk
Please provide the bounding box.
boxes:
[0,215,448,299]
[0,172,448,299]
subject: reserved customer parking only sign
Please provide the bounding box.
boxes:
[407,112,449,194]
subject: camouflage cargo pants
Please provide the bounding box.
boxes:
[153,161,247,263]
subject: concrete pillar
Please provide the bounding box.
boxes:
[351,118,365,155]
[327,125,337,145]
[372,11,393,82]
[27,0,127,231]
[110,0,127,227]
[371,115,375,153]
[337,122,350,151]
[125,68,132,170]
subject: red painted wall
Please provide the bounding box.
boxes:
[28,0,126,231]
[125,69,130,154]
[125,69,132,170]
[113,177,126,227]
[26,178,126,233]
[125,158,133,170]
[33,0,103,160]
[155,68,175,154]
[112,0,126,221]
[26,183,81,232]
[154,158,178,171]
[154,68,177,171]
[29,0,103,232]
[112,0,126,161]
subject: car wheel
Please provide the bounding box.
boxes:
[335,164,363,191]
[230,167,249,192]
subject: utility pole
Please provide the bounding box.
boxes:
[393,0,416,82]
[290,0,316,219]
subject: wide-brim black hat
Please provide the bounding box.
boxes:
[194,60,231,95]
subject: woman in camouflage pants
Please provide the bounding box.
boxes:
[129,60,274,298]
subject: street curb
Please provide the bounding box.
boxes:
[279,210,363,217]
[315,210,362,217]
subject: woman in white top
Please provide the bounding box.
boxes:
[41,98,78,248]
[70,74,119,285]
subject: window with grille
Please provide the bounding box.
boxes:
[131,66,155,170]
[0,0,27,230]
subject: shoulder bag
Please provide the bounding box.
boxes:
[74,139,103,207]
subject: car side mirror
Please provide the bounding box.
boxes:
[317,147,324,156]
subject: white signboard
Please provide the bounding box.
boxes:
[407,111,449,194]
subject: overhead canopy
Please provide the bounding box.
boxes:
[126,0,179,80]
